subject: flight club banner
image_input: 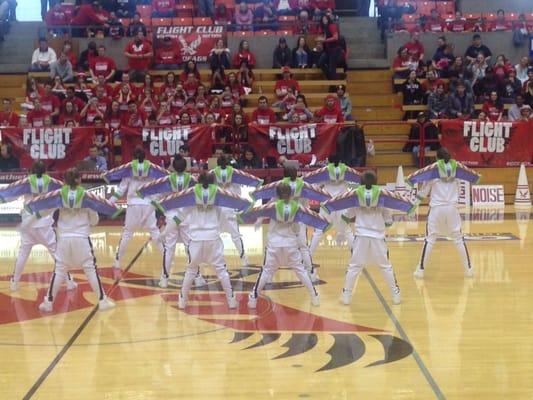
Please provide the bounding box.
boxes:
[248,123,342,160]
[120,125,215,164]
[154,25,224,63]
[440,119,533,167]
[0,127,95,169]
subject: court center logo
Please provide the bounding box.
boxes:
[1,265,413,371]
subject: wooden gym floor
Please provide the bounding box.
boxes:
[0,206,532,399]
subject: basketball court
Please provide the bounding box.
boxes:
[1,206,531,399]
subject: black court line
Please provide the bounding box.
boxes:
[22,241,150,400]
[363,269,446,400]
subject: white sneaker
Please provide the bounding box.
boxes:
[311,293,320,307]
[247,293,257,309]
[227,295,238,309]
[38,298,53,312]
[98,297,116,311]
[464,267,474,278]
[9,278,18,292]
[194,275,207,287]
[113,259,121,269]
[177,293,187,309]
[240,255,250,267]
[392,291,401,305]
[66,279,78,291]
[413,266,424,279]
[341,289,351,305]
[158,278,168,288]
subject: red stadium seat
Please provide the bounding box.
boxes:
[484,13,496,22]
[506,13,519,22]
[278,15,296,22]
[276,29,292,36]
[416,1,434,16]
[152,18,172,26]
[175,3,194,17]
[139,17,152,26]
[436,1,455,15]
[172,17,193,25]
[118,18,130,27]
[464,13,481,21]
[136,5,152,19]
[193,17,212,25]
[526,13,533,22]
[230,31,254,37]
[402,14,416,23]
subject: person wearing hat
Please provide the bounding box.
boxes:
[519,105,531,121]
[273,37,291,68]
[315,94,344,123]
[402,111,440,167]
[275,66,301,100]
[336,84,353,120]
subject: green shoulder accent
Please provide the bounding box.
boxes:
[172,215,182,226]
[28,174,49,194]
[111,208,124,220]
[356,185,380,207]
[327,163,347,181]
[60,185,85,208]
[151,200,165,215]
[169,172,178,191]
[437,159,457,179]
[194,184,218,205]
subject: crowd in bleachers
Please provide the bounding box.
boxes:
[43,0,338,37]
[394,32,533,121]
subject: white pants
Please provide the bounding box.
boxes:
[45,237,105,302]
[181,239,233,300]
[161,216,191,279]
[344,236,399,297]
[220,208,245,259]
[419,205,471,271]
[297,224,314,273]
[252,245,317,298]
[116,204,164,264]
[13,224,74,284]
[309,209,354,255]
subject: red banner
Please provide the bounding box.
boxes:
[154,26,225,63]
[440,119,533,167]
[120,125,215,164]
[0,127,96,170]
[248,123,342,161]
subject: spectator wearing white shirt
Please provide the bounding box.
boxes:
[50,53,74,83]
[515,56,531,85]
[507,94,525,122]
[31,39,57,72]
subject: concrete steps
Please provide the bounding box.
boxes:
[368,151,413,167]
[341,17,388,70]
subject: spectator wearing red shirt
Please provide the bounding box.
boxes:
[27,99,51,128]
[275,66,301,100]
[140,87,159,115]
[226,72,245,102]
[489,9,512,32]
[61,41,77,71]
[286,94,313,122]
[180,60,202,83]
[207,96,223,121]
[124,31,153,82]
[232,40,257,69]
[94,86,112,115]
[182,73,200,98]
[482,91,504,121]
[220,87,235,117]
[80,97,105,125]
[121,101,147,127]
[89,45,116,82]
[113,73,138,97]
[58,100,81,126]
[0,98,19,127]
[115,84,136,114]
[316,14,342,79]
[61,87,86,113]
[195,85,211,113]
[181,99,203,124]
[424,9,444,33]
[106,100,122,131]
[251,96,277,125]
[92,75,114,98]
[45,3,73,27]
[393,47,417,79]
[404,32,424,63]
[315,94,344,123]
[39,82,61,120]
[152,0,175,17]
[214,4,233,27]
[422,69,445,96]
[70,1,108,27]
[155,37,181,70]
[156,101,176,125]
[446,11,470,32]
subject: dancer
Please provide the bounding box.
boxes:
[137,156,205,288]
[251,166,330,281]
[304,155,361,254]
[408,148,481,279]
[26,168,120,312]
[0,161,77,292]
[243,184,328,308]
[322,170,416,305]
[211,156,263,266]
[104,147,168,269]
[154,172,252,309]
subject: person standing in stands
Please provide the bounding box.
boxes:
[124,30,153,82]
[316,14,342,79]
